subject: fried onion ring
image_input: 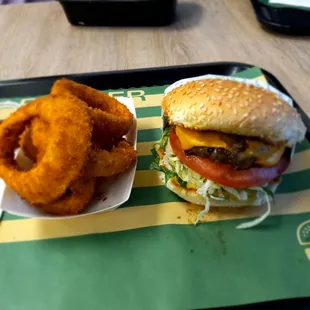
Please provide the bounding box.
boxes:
[51,79,133,148]
[20,119,136,178]
[19,118,48,162]
[19,119,96,215]
[85,140,137,177]
[0,95,92,204]
[34,177,96,216]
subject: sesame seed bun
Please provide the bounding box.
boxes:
[166,178,268,207]
[162,79,306,146]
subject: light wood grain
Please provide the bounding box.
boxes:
[0,0,309,115]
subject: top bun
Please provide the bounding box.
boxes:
[162,79,306,146]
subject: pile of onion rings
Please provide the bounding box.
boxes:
[0,80,136,216]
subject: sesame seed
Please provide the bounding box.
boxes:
[186,91,191,95]
[228,94,233,99]
[202,107,207,112]
[192,115,197,120]
[219,108,223,114]
[210,83,214,86]
[224,88,229,91]
[233,109,237,115]
[215,89,220,92]
[200,83,205,87]
[244,102,249,107]
[199,103,204,108]
[206,96,210,101]
[251,116,257,121]
[197,88,201,91]
[240,103,245,108]
[207,110,213,115]
[227,103,232,109]
[272,108,277,113]
[244,113,249,117]
[235,92,240,96]
[217,96,222,100]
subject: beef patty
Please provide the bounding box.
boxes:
[184,135,256,170]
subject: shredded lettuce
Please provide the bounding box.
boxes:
[197,180,216,196]
[261,187,275,203]
[236,188,272,229]
[195,198,210,225]
[150,144,187,188]
[160,127,170,149]
[210,195,225,201]
[166,141,206,189]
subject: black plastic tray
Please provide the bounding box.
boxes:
[0,62,309,140]
[251,0,310,34]
[0,62,310,309]
[57,0,177,26]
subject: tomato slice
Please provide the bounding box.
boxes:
[169,129,290,188]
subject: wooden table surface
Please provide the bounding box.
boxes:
[0,0,309,115]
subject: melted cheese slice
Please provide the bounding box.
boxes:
[175,126,286,167]
[175,126,229,150]
[246,141,285,166]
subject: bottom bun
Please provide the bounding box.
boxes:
[166,178,268,207]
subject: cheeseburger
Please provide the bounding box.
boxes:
[150,78,306,227]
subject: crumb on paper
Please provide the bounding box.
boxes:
[185,204,223,224]
[186,204,254,225]
[186,204,207,224]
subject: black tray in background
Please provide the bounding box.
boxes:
[57,0,177,26]
[251,0,310,34]
[0,62,309,309]
[0,62,309,140]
